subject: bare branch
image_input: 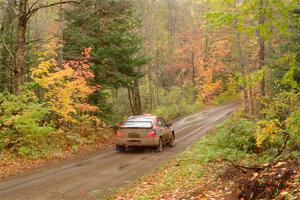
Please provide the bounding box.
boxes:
[26,0,80,20]
[0,34,15,59]
[64,56,101,64]
[25,38,43,45]
[0,58,13,71]
[224,158,265,173]
[4,0,18,15]
[28,0,41,12]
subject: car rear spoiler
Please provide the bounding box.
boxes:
[119,121,154,129]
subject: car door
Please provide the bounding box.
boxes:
[156,118,164,139]
[160,118,172,142]
[157,118,169,143]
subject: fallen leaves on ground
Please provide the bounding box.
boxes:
[182,158,300,200]
[112,157,300,200]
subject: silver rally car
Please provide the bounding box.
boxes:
[115,114,175,152]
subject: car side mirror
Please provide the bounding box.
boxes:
[118,121,124,127]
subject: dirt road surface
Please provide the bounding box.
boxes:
[0,103,238,200]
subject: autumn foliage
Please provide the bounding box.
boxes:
[175,30,229,103]
[32,42,99,124]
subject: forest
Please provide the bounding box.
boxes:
[0,0,300,199]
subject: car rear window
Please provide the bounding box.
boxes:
[122,121,153,128]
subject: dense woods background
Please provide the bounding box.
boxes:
[0,0,299,165]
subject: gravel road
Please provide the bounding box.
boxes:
[0,103,238,200]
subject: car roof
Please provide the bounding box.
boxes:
[127,114,157,121]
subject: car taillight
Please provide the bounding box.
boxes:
[147,131,156,138]
[116,130,123,137]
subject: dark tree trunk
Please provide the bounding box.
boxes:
[14,0,28,95]
[155,48,160,107]
[12,0,77,95]
[148,64,153,111]
[127,80,142,115]
[258,0,266,97]
[200,33,210,104]
[248,65,255,114]
[234,16,249,113]
[191,48,196,103]
[0,0,17,93]
[167,0,175,69]
[58,0,64,66]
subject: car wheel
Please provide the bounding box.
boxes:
[169,133,175,147]
[116,145,126,152]
[156,137,163,152]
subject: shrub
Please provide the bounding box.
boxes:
[0,90,54,158]
[150,85,203,121]
[152,100,203,121]
[260,91,299,121]
[255,91,300,155]
[285,110,300,148]
[213,75,239,105]
[188,115,257,163]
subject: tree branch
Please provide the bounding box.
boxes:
[4,0,18,15]
[28,0,41,13]
[0,35,15,59]
[25,38,43,45]
[224,158,265,173]
[26,0,80,20]
[64,56,101,64]
[0,58,14,71]
[276,131,290,157]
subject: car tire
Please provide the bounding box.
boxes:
[156,137,163,152]
[169,133,175,147]
[116,145,126,152]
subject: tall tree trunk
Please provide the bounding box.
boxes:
[127,80,142,115]
[258,0,266,97]
[248,65,255,114]
[58,0,64,66]
[200,33,210,104]
[155,48,160,107]
[191,48,196,103]
[148,64,153,110]
[128,88,135,114]
[167,0,175,69]
[0,0,16,92]
[14,0,28,95]
[234,15,249,113]
[13,0,76,95]
[249,86,255,114]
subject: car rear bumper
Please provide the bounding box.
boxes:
[116,138,159,147]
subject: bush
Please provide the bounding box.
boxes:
[213,75,239,105]
[188,115,257,163]
[286,110,300,148]
[150,85,203,121]
[0,90,54,158]
[255,91,300,155]
[260,91,299,121]
[152,101,203,122]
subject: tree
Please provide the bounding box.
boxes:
[4,0,79,95]
[63,0,148,115]
[0,0,17,93]
[257,0,266,97]
[31,41,98,124]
